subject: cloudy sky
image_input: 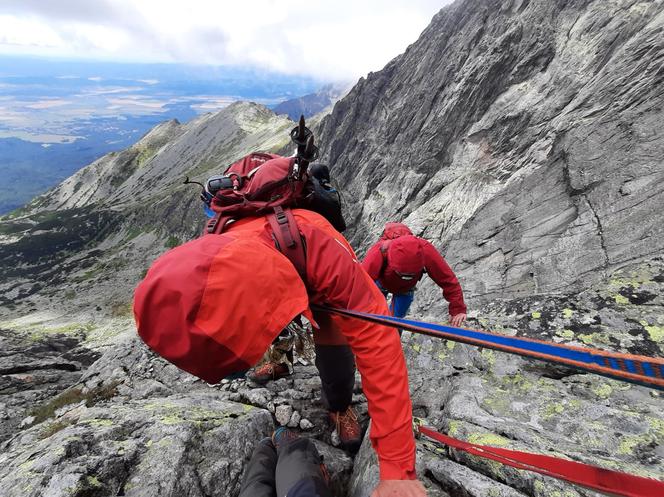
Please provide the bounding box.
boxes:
[0,0,452,81]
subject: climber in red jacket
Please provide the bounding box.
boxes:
[135,209,427,497]
[362,222,467,327]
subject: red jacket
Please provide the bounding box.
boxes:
[227,210,416,480]
[362,228,467,316]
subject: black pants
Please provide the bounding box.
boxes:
[314,343,356,412]
[311,310,356,413]
[238,438,332,497]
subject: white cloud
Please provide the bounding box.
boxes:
[0,14,65,48]
[0,1,451,80]
[25,99,72,109]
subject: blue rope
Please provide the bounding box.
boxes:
[312,305,664,391]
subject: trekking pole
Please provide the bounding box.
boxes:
[289,115,319,179]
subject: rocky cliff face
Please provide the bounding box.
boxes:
[1,0,663,496]
[315,0,664,494]
[319,0,664,307]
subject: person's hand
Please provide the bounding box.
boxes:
[371,480,427,496]
[450,313,467,327]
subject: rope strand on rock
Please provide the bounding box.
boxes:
[415,423,664,497]
[312,305,664,391]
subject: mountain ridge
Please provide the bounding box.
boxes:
[0,101,294,330]
[272,83,351,120]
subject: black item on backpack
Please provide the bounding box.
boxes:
[307,164,346,233]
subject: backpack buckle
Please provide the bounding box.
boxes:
[275,209,288,225]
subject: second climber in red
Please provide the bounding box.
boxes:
[362,222,467,327]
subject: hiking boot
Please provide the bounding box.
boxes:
[247,362,290,384]
[271,427,300,451]
[329,406,362,453]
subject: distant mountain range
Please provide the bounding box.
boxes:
[0,102,293,320]
[272,83,351,120]
[0,56,330,214]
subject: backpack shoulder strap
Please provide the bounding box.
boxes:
[380,240,391,255]
[267,206,307,283]
[379,240,391,273]
[206,213,234,234]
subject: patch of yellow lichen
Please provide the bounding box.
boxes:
[447,420,461,437]
[481,348,496,366]
[481,395,512,416]
[613,294,629,305]
[541,402,565,419]
[644,324,664,343]
[467,432,511,446]
[556,329,575,340]
[592,383,613,399]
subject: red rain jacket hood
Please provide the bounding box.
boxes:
[134,231,309,384]
[386,235,426,275]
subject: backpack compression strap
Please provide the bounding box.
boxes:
[267,206,307,283]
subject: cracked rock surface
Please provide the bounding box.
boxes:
[347,261,664,497]
[0,335,354,497]
[319,0,664,309]
[1,259,661,497]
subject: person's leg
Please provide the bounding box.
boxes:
[238,438,278,497]
[375,280,389,298]
[273,429,332,497]
[312,310,361,451]
[247,327,293,384]
[390,290,415,336]
[312,310,355,412]
[391,290,415,318]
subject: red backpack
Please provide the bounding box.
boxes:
[206,153,307,227]
[203,117,319,279]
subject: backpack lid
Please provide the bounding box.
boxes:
[381,222,413,240]
[209,155,305,216]
[224,152,280,176]
[387,235,425,275]
[133,231,309,384]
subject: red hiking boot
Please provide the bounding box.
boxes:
[329,406,362,453]
[247,362,290,384]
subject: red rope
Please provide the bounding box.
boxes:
[417,425,664,497]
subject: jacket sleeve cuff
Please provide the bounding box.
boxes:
[449,301,467,316]
[378,457,417,480]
